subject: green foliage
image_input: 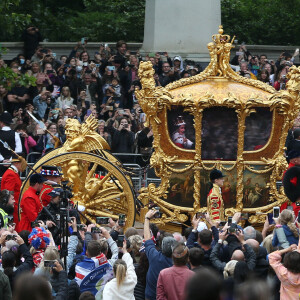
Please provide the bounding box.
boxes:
[0,66,36,90]
[1,0,300,45]
[221,0,300,45]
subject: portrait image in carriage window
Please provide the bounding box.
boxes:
[168,107,195,150]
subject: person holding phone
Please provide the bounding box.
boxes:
[272,209,299,249]
[103,239,137,300]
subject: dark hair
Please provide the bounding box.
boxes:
[79,291,96,300]
[234,261,249,283]
[149,223,159,239]
[189,247,204,267]
[14,273,52,300]
[87,240,102,257]
[199,229,212,246]
[76,240,83,254]
[260,54,267,59]
[185,268,222,300]
[79,51,90,61]
[124,227,138,239]
[2,250,16,277]
[235,280,270,300]
[116,40,127,49]
[19,230,30,247]
[172,243,189,266]
[255,230,263,244]
[283,251,300,274]
[135,252,149,286]
[184,227,193,241]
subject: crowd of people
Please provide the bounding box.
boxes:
[0,27,299,166]
[0,180,299,300]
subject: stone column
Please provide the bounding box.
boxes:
[142,0,221,61]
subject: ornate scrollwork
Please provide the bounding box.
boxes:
[136,26,300,228]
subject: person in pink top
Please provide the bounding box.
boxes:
[156,243,194,300]
[269,243,300,300]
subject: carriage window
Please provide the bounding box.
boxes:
[244,108,272,151]
[168,106,195,150]
[201,107,238,160]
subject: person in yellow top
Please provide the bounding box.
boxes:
[207,169,225,221]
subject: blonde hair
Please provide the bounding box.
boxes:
[280,209,299,238]
[39,246,59,270]
[262,234,275,254]
[128,235,143,256]
[223,260,238,279]
[113,259,127,287]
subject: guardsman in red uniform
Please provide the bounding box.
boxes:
[207,169,225,221]
[39,165,62,207]
[1,153,25,227]
[282,150,300,216]
[17,174,46,232]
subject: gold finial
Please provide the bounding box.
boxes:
[218,25,223,35]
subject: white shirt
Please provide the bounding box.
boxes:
[0,126,22,161]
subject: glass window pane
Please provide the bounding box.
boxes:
[168,106,195,150]
[244,108,272,151]
[201,107,238,160]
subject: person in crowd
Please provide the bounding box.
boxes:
[0,85,8,113]
[188,247,204,271]
[186,213,219,267]
[0,190,15,228]
[272,209,299,248]
[1,231,34,290]
[57,86,74,110]
[97,119,112,147]
[22,26,43,59]
[15,125,37,155]
[0,111,22,176]
[210,229,256,273]
[75,227,118,297]
[159,62,180,87]
[17,173,46,232]
[103,240,137,300]
[269,243,300,299]
[1,154,24,226]
[156,243,193,300]
[185,268,222,300]
[143,209,176,300]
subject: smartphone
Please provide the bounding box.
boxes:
[81,37,87,45]
[130,51,137,55]
[158,52,165,55]
[298,211,300,223]
[196,212,205,219]
[107,66,115,71]
[267,213,275,225]
[31,221,40,228]
[46,70,53,74]
[77,224,85,230]
[83,62,88,67]
[95,64,100,67]
[118,214,126,227]
[219,221,226,227]
[287,206,293,211]
[96,217,109,225]
[117,235,125,247]
[228,216,233,225]
[123,124,129,129]
[52,53,56,58]
[118,109,125,115]
[106,106,113,111]
[44,260,55,268]
[91,227,102,233]
[273,206,280,218]
[236,51,244,56]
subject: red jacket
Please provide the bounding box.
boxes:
[39,184,53,207]
[1,167,22,226]
[17,186,43,232]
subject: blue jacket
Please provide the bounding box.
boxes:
[144,239,173,300]
[272,224,299,247]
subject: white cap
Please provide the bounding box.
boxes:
[197,221,208,232]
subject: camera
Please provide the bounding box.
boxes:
[96,217,109,225]
[154,207,162,218]
[196,212,205,219]
[6,234,16,241]
[227,223,239,234]
[44,260,55,268]
[91,227,102,234]
[118,214,126,227]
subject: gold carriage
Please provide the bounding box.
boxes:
[136,26,300,226]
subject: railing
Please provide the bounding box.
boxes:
[0,152,160,194]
